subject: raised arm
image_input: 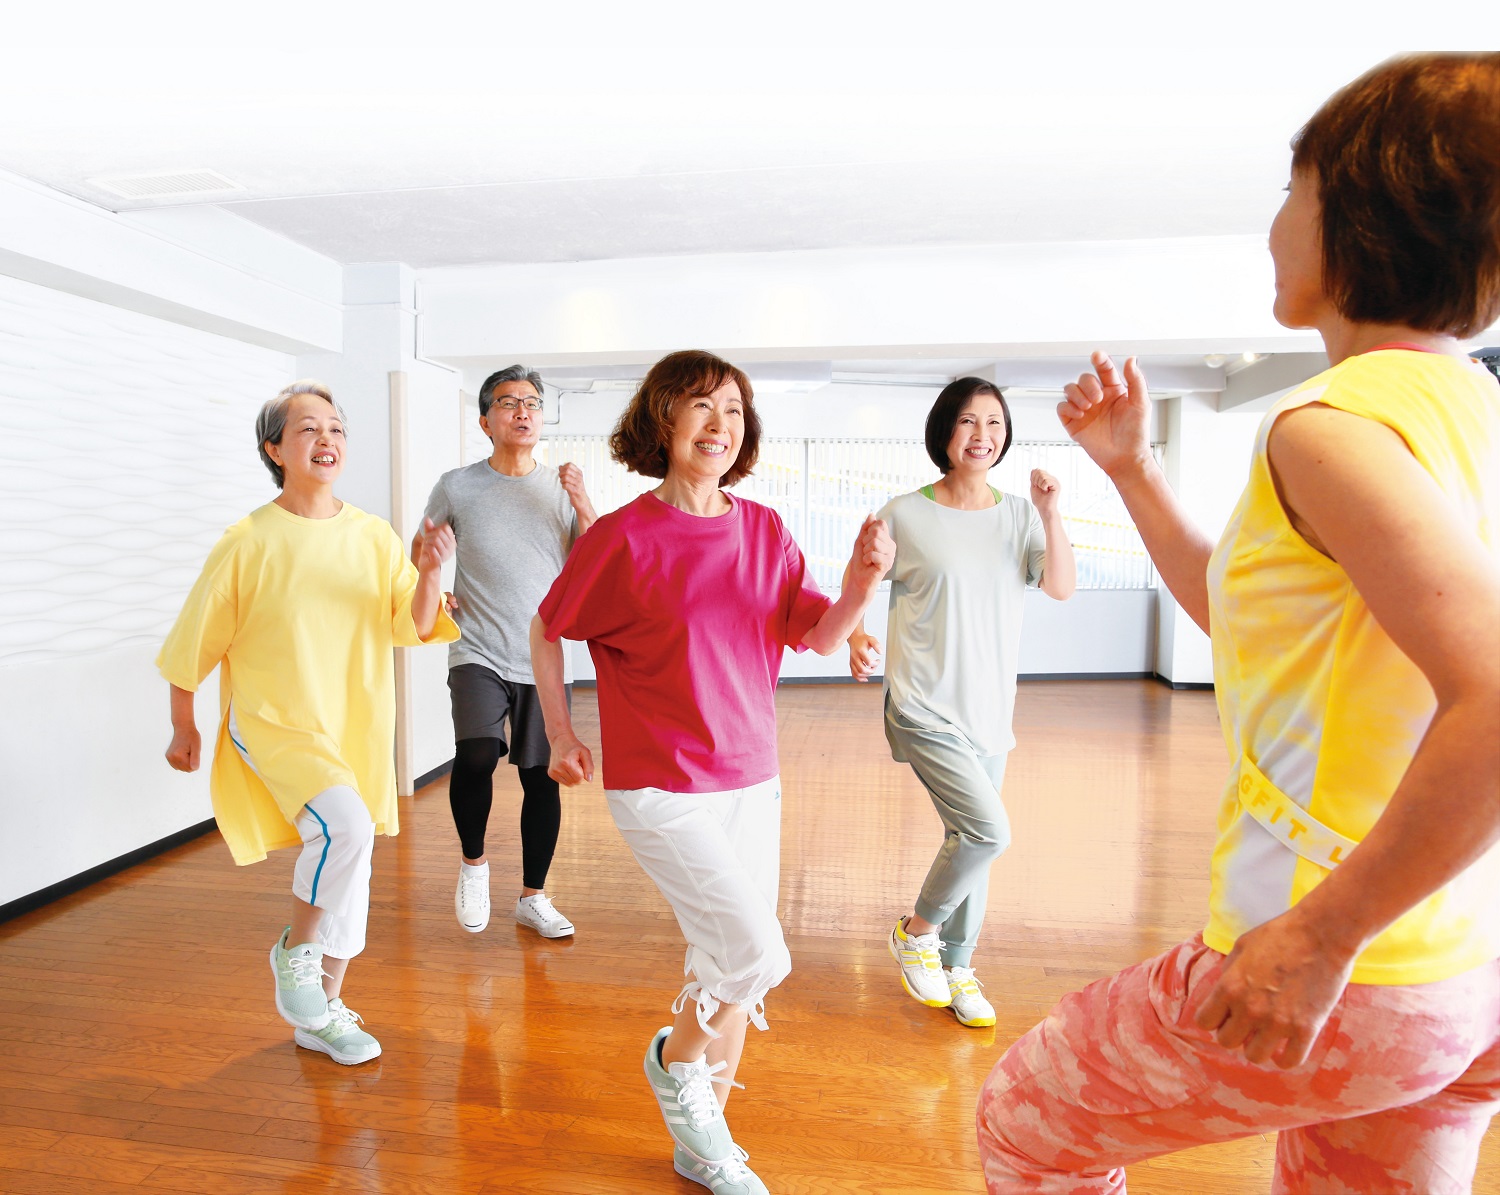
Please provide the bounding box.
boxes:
[558,463,598,538]
[1029,468,1077,600]
[802,515,895,655]
[529,613,594,785]
[1060,351,1214,632]
[838,557,883,681]
[1194,403,1500,1066]
[410,518,455,640]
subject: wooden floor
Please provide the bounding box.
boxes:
[1,681,1495,1194]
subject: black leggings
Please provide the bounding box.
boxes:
[449,738,562,890]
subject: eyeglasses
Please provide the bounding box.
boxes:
[495,398,543,412]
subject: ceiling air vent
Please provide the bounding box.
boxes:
[87,169,243,200]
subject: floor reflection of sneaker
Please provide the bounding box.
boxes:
[513,892,574,938]
[643,1027,735,1165]
[673,1144,769,1195]
[294,998,382,1065]
[944,966,996,1027]
[887,917,951,1007]
[269,928,331,1030]
[455,865,491,933]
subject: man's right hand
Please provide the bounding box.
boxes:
[548,732,595,786]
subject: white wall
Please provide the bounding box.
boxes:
[0,273,292,905]
[1155,393,1264,685]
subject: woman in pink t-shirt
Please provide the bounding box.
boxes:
[530,350,893,1194]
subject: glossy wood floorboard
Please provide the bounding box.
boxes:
[1,681,1494,1194]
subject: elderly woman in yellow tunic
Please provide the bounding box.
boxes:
[158,380,458,1066]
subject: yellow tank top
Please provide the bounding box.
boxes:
[1203,348,1500,985]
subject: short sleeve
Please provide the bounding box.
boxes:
[423,475,452,532]
[776,516,833,651]
[389,523,461,647]
[1023,503,1047,587]
[537,516,632,643]
[156,529,240,691]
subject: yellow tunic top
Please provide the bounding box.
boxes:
[157,501,460,865]
[1204,349,1500,985]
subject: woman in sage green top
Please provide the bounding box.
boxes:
[847,377,1076,1027]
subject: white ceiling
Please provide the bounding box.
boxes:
[0,34,1443,268]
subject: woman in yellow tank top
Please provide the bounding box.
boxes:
[978,53,1500,1193]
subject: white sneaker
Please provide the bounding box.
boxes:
[674,1144,769,1194]
[455,864,490,933]
[514,892,574,938]
[294,998,382,1065]
[888,917,951,1007]
[944,966,996,1027]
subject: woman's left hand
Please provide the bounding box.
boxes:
[1193,908,1355,1068]
[1030,469,1062,516]
[415,518,456,574]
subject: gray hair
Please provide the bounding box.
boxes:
[256,380,345,488]
[478,364,544,417]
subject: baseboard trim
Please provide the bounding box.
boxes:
[0,817,218,926]
[414,759,454,790]
[1153,673,1215,691]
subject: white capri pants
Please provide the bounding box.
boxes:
[607,775,790,1034]
[229,709,375,959]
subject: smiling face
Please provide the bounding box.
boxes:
[480,379,542,451]
[664,379,744,485]
[1268,169,1331,331]
[946,393,1008,475]
[266,393,345,488]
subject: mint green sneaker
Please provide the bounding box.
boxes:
[644,1027,735,1165]
[269,927,330,1030]
[294,998,382,1065]
[673,1145,768,1195]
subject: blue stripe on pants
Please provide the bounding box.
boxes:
[304,800,332,908]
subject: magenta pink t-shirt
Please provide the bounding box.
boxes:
[538,492,832,793]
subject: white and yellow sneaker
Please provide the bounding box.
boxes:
[944,966,996,1027]
[888,917,951,1007]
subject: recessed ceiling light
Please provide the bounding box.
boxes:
[1241,351,1263,365]
[87,169,243,200]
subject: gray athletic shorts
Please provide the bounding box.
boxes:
[447,663,567,769]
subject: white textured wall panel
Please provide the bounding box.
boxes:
[0,273,291,906]
[0,273,290,665]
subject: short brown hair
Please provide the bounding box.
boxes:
[609,350,761,486]
[1292,52,1500,338]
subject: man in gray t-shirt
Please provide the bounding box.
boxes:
[415,364,596,941]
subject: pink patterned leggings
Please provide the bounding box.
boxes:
[977,937,1500,1194]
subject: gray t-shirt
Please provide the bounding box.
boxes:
[878,488,1046,756]
[424,459,577,683]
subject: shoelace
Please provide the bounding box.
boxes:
[947,967,984,998]
[709,1145,753,1181]
[325,1003,364,1035]
[901,929,944,970]
[285,953,327,989]
[459,873,488,903]
[527,895,565,926]
[673,1060,728,1129]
